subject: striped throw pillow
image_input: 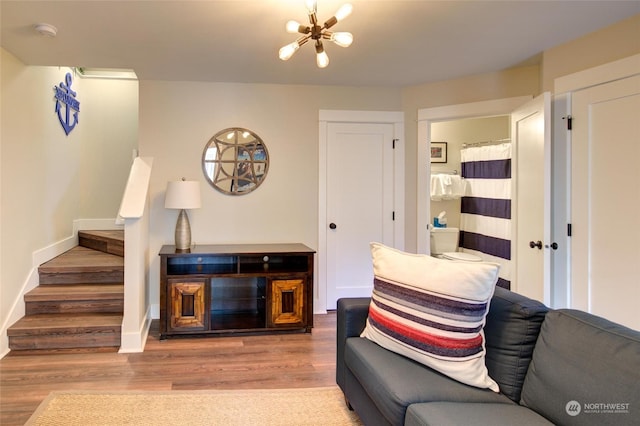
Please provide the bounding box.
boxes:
[361,242,501,392]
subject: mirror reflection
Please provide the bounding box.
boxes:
[202,128,269,195]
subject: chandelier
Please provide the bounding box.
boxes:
[278,0,353,68]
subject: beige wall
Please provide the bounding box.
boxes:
[138,80,401,314]
[79,78,139,218]
[542,14,640,91]
[1,51,81,329]
[0,49,137,343]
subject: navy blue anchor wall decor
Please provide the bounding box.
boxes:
[54,72,80,135]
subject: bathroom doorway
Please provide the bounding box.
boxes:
[417,95,551,303]
[429,116,511,286]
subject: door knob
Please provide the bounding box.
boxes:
[329,223,337,230]
[545,242,559,250]
[529,240,543,250]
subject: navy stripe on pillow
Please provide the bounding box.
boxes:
[374,278,488,320]
[461,159,511,179]
[461,197,511,219]
[371,295,483,334]
[459,231,511,260]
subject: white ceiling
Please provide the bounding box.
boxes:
[2,1,639,87]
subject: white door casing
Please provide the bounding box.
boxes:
[318,110,404,312]
[511,93,552,303]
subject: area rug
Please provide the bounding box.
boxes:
[26,386,362,425]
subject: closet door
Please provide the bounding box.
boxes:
[571,74,640,330]
[511,93,551,303]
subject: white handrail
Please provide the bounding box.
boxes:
[118,157,154,220]
[118,156,153,353]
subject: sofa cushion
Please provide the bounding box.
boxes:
[361,242,501,391]
[345,337,513,425]
[521,309,640,426]
[405,402,553,426]
[483,286,549,402]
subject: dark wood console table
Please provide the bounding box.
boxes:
[159,243,315,339]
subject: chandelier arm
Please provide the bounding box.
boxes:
[323,16,338,30]
[298,34,312,47]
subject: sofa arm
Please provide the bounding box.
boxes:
[336,297,371,391]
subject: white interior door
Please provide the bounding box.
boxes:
[571,74,640,330]
[511,93,551,303]
[325,122,395,309]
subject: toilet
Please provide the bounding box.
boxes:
[430,227,482,262]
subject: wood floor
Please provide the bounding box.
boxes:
[0,313,338,425]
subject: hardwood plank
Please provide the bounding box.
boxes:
[7,313,123,335]
[38,247,124,284]
[38,247,124,272]
[79,230,125,257]
[25,284,124,301]
[0,313,338,426]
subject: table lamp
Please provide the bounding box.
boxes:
[165,179,201,250]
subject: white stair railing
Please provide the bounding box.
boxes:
[117,156,153,353]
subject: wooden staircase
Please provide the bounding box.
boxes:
[7,230,125,354]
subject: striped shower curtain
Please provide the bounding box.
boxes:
[459,143,512,289]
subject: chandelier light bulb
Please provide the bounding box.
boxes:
[316,50,330,68]
[330,32,353,47]
[279,41,300,60]
[335,3,353,21]
[305,0,318,13]
[286,20,302,33]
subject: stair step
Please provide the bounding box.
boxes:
[79,230,124,256]
[7,313,122,351]
[25,284,124,314]
[38,246,124,284]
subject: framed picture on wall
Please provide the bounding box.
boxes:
[430,142,448,163]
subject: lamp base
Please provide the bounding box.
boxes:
[174,209,192,250]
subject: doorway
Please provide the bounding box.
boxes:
[417,95,552,304]
[429,116,511,285]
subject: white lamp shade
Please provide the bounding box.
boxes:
[165,180,202,209]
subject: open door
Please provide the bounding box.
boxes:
[511,93,551,303]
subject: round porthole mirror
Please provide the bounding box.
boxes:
[202,128,269,195]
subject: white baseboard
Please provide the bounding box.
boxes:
[119,306,152,353]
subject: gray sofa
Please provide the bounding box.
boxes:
[337,286,640,425]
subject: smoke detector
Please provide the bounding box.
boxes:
[34,23,58,37]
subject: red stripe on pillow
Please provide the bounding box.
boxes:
[369,303,483,350]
